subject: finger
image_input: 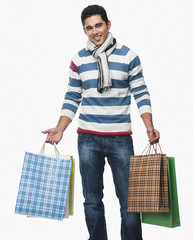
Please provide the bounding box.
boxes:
[149,135,160,144]
[45,139,54,145]
[154,133,160,141]
[45,135,53,143]
[45,137,56,145]
[154,130,160,137]
[150,140,158,145]
[152,138,160,144]
[149,130,155,139]
[42,129,50,134]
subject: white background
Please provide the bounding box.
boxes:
[0,0,192,239]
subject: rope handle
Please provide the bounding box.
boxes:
[39,143,60,159]
[141,142,163,155]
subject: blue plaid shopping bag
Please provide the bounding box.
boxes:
[15,144,74,220]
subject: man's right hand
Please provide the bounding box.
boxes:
[42,127,63,144]
[42,116,72,144]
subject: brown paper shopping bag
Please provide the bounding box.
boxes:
[127,144,169,213]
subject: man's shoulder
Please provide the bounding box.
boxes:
[70,47,91,66]
[115,43,139,60]
[71,47,92,64]
[76,48,92,58]
[113,42,131,56]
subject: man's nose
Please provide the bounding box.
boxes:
[93,27,98,35]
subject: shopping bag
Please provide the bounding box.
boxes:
[63,156,75,218]
[127,144,169,212]
[69,156,75,216]
[39,143,75,217]
[15,143,74,220]
[142,157,180,227]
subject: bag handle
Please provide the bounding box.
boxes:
[141,142,163,155]
[39,143,60,159]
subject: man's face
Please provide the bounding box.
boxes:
[83,14,111,46]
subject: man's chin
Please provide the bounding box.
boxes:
[94,42,103,46]
[90,39,104,46]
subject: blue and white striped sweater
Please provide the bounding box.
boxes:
[61,42,152,135]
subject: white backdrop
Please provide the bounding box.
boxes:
[0,0,192,239]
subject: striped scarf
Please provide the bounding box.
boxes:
[87,32,117,93]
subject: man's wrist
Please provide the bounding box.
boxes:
[56,116,72,132]
[146,126,154,131]
[141,113,154,131]
[56,125,65,132]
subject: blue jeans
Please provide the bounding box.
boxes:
[78,133,142,240]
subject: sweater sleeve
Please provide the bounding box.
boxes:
[60,54,82,120]
[128,50,152,116]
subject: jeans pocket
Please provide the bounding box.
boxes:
[78,132,90,142]
[115,135,132,142]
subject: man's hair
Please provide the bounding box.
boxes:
[81,5,109,27]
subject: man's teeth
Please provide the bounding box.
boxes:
[94,36,101,40]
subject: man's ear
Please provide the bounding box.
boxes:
[107,21,111,30]
[83,27,87,35]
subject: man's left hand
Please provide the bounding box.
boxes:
[146,128,160,144]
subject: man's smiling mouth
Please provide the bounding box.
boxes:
[93,35,102,41]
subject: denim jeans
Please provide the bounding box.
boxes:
[78,133,142,240]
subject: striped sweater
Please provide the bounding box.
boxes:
[61,42,152,135]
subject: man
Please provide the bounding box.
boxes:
[43,5,159,240]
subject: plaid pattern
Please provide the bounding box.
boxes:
[128,153,169,212]
[15,152,72,220]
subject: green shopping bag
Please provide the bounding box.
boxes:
[142,157,180,228]
[69,156,75,215]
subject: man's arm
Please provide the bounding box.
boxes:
[127,50,160,144]
[42,54,82,144]
[141,112,160,144]
[42,116,71,144]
